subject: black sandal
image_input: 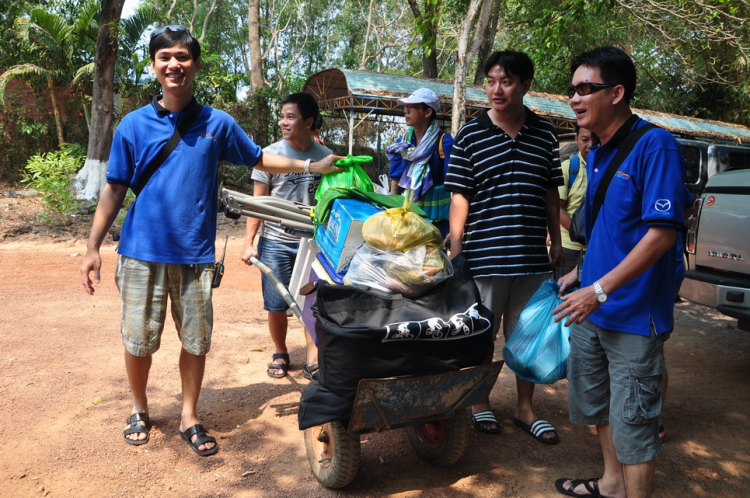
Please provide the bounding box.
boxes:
[180,424,218,456]
[302,363,319,380]
[123,412,150,446]
[267,353,290,378]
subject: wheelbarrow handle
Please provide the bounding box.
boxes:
[249,256,306,326]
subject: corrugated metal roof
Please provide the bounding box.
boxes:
[303,68,750,143]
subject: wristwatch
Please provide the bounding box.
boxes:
[593,280,608,303]
[304,159,311,174]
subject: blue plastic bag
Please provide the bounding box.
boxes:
[502,279,573,384]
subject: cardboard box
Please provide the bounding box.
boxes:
[315,198,382,273]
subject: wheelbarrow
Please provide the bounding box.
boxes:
[303,360,503,488]
[220,187,501,488]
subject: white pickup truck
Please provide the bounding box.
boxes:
[680,169,750,331]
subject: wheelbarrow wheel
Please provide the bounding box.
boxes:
[406,411,468,466]
[304,421,361,488]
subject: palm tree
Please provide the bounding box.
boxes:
[0,0,100,146]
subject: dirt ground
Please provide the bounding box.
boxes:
[1,188,749,497]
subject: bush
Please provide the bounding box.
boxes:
[22,143,86,222]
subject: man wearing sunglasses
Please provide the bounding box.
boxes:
[554,47,687,498]
[445,50,564,443]
[80,26,342,457]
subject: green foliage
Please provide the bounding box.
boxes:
[22,143,86,221]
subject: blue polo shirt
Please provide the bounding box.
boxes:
[582,115,687,335]
[107,97,263,264]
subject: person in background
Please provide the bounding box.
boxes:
[312,114,325,146]
[558,125,599,277]
[242,92,332,381]
[445,50,564,443]
[387,88,453,237]
[554,46,687,498]
[79,27,341,457]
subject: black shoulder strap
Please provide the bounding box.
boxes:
[134,100,204,196]
[591,122,657,228]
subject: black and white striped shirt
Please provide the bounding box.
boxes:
[445,108,562,277]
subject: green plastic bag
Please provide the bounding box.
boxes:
[314,155,375,202]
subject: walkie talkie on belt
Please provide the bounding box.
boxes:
[212,236,228,288]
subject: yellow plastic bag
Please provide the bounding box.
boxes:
[362,194,442,252]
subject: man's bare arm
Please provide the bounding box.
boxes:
[241,181,269,265]
[254,153,344,174]
[448,193,469,259]
[80,183,129,295]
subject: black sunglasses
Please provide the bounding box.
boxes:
[568,82,616,98]
[150,25,191,39]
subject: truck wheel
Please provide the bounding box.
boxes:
[406,411,468,466]
[304,421,361,488]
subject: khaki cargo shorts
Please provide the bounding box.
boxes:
[115,255,214,356]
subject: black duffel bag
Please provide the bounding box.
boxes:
[298,254,494,430]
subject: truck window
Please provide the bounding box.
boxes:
[726,151,750,171]
[681,145,701,184]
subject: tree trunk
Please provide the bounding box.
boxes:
[451,0,493,135]
[74,0,126,201]
[248,0,267,91]
[47,74,65,146]
[407,0,439,78]
[360,0,376,70]
[473,0,502,85]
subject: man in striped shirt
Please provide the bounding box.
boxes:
[445,50,564,442]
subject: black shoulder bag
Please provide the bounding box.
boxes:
[132,100,204,196]
[568,123,656,245]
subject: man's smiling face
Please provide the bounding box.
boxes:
[568,65,612,136]
[150,44,200,93]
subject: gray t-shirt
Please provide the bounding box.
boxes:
[252,139,332,242]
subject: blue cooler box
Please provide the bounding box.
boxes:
[315,198,383,273]
[301,253,345,345]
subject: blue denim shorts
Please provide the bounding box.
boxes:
[567,319,666,464]
[258,236,300,312]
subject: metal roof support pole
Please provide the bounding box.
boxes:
[376,114,382,176]
[348,108,355,155]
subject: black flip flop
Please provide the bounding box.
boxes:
[180,424,218,456]
[123,412,150,446]
[554,477,603,497]
[267,353,290,378]
[514,418,560,445]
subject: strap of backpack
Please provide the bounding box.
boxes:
[569,155,580,189]
[591,122,657,228]
[134,99,204,196]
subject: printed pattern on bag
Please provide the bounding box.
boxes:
[382,303,491,342]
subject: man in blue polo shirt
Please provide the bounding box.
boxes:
[554,46,687,498]
[79,26,341,457]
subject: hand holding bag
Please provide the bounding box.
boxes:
[502,279,573,385]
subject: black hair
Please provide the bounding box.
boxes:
[483,50,534,82]
[149,28,201,61]
[280,92,320,124]
[570,46,636,103]
[312,113,323,132]
[574,123,601,146]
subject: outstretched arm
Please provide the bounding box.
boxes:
[80,183,129,295]
[255,153,345,174]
